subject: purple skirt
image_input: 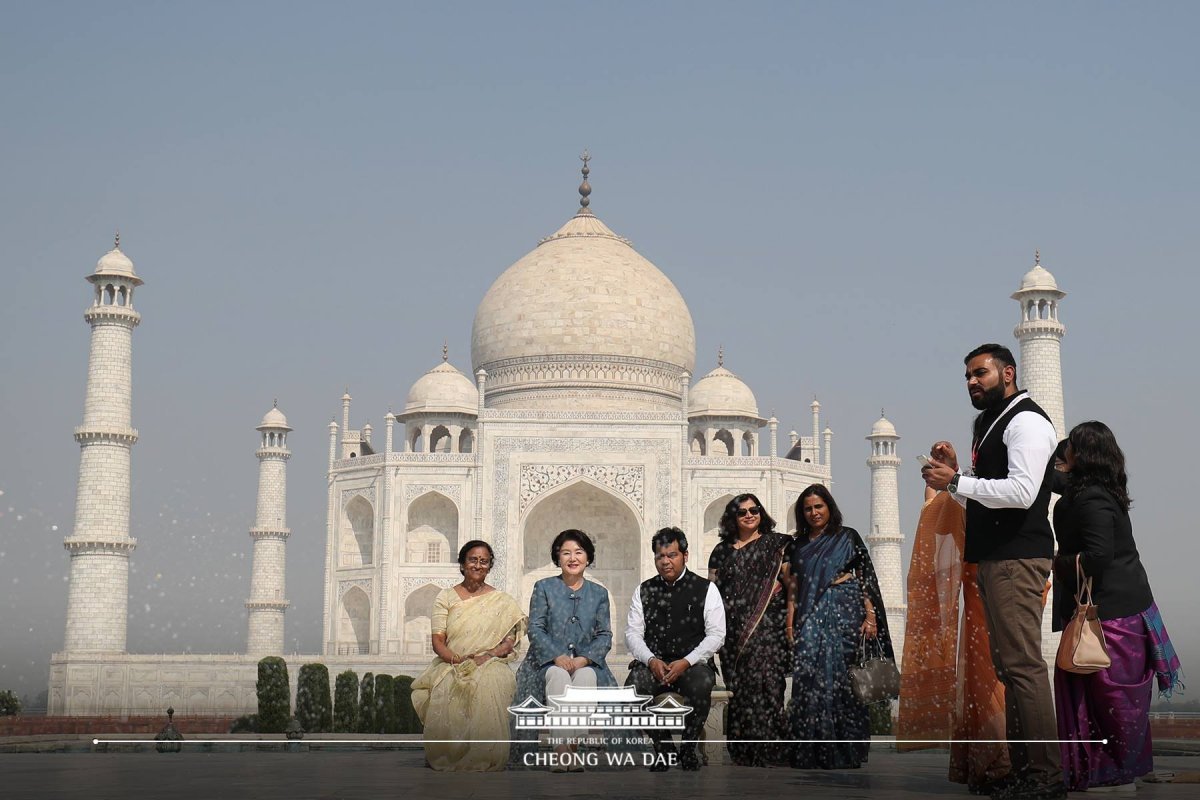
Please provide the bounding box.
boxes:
[1055,611,1154,791]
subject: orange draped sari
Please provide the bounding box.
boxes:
[897,492,1010,788]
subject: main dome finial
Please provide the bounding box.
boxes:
[578,149,592,211]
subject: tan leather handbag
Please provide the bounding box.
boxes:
[1056,555,1112,674]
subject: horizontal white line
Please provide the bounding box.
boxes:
[93,738,1108,745]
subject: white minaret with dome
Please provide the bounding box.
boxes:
[245,402,292,655]
[62,236,142,654]
[1013,251,1067,439]
[866,412,906,665]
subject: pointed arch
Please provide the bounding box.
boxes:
[713,429,735,456]
[702,494,735,568]
[406,491,458,563]
[339,586,371,655]
[404,583,444,655]
[341,495,374,567]
[459,428,474,453]
[521,478,641,655]
[690,430,706,456]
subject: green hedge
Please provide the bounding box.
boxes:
[295,663,333,734]
[333,669,359,733]
[256,657,291,734]
[357,672,375,734]
[394,675,422,734]
[869,702,894,736]
[374,674,396,734]
[0,690,21,716]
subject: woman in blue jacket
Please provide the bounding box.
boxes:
[514,528,616,770]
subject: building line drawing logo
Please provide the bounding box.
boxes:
[508,685,691,730]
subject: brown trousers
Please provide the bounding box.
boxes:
[977,558,1063,787]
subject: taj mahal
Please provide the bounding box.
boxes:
[47,158,1068,715]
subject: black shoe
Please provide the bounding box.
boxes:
[680,747,701,771]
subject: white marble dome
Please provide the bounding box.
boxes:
[688,365,760,418]
[869,415,897,438]
[93,245,141,283]
[404,360,477,415]
[257,404,291,431]
[471,202,696,411]
[1017,264,1059,293]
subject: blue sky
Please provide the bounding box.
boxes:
[2,2,1197,699]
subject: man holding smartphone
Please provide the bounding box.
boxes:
[923,343,1063,800]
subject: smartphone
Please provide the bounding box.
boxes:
[916,454,933,467]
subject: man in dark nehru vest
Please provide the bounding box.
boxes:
[625,526,726,771]
[924,343,1064,800]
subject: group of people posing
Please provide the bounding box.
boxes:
[410,486,893,774]
[407,341,1180,798]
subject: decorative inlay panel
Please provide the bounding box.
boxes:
[338,578,372,597]
[403,484,463,505]
[519,464,644,515]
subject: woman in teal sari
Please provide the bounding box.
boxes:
[789,483,893,770]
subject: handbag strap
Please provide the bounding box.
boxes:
[1074,554,1095,606]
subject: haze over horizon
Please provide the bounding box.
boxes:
[2,2,1197,702]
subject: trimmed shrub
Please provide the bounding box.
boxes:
[394,675,422,734]
[230,714,258,733]
[0,690,21,716]
[333,669,359,733]
[374,674,396,734]
[357,672,375,734]
[295,663,333,734]
[256,656,291,734]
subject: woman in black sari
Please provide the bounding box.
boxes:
[708,493,794,766]
[789,483,893,769]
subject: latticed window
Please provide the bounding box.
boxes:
[426,542,440,563]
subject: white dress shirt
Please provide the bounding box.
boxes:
[955,394,1058,510]
[625,567,726,667]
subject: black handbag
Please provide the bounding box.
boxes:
[848,633,900,704]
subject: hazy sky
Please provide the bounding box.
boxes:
[2,2,1197,700]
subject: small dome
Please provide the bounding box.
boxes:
[688,365,760,419]
[92,245,142,284]
[403,361,477,416]
[257,404,291,431]
[869,415,897,438]
[1018,264,1059,292]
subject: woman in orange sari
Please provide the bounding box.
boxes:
[897,487,1010,793]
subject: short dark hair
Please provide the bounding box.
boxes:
[651,526,688,553]
[457,540,494,574]
[718,493,776,542]
[964,343,1017,373]
[550,529,595,566]
[1066,420,1132,510]
[796,483,844,536]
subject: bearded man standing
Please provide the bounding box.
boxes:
[923,343,1064,800]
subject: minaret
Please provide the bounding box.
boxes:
[63,235,143,653]
[1012,251,1067,669]
[245,402,292,655]
[1012,250,1067,439]
[866,412,906,665]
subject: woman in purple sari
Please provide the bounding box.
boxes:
[708,493,794,766]
[1052,421,1181,792]
[789,483,892,770]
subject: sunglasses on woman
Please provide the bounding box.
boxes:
[735,506,763,517]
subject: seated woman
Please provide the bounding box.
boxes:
[789,483,893,770]
[514,529,616,771]
[411,540,526,771]
[1052,421,1181,792]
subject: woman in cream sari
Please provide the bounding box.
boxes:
[412,540,527,771]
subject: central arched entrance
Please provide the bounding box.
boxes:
[521,479,641,656]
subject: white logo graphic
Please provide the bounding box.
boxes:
[509,685,691,730]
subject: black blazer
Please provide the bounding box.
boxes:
[1052,484,1153,631]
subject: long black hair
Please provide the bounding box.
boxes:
[796,483,844,537]
[718,493,776,542]
[1066,420,1132,510]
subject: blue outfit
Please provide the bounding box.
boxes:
[514,576,617,705]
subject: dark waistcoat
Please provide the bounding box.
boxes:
[639,569,710,662]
